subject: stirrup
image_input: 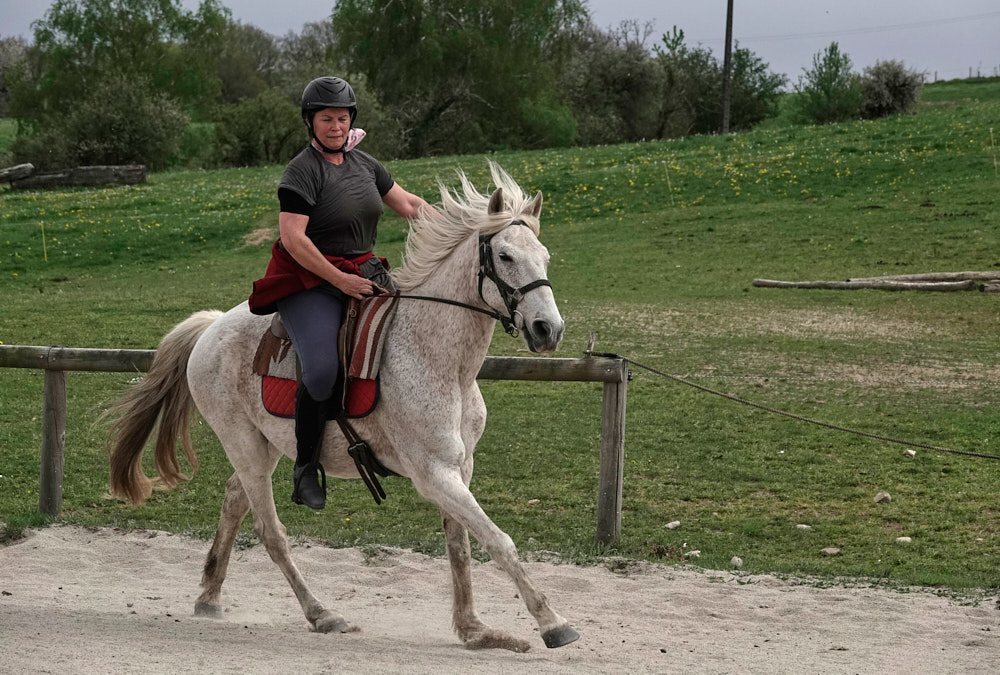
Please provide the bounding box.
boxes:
[292,462,327,510]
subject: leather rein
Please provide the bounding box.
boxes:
[385,219,552,338]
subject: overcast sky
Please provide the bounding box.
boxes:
[3,1,998,82]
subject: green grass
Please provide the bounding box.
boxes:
[922,76,1000,103]
[2,80,999,591]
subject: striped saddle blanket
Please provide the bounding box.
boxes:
[255,292,400,419]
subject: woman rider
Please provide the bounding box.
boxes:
[248,76,431,510]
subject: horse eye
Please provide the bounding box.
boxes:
[498,252,514,263]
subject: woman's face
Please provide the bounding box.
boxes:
[311,107,352,149]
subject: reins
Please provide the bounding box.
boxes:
[589,350,1000,462]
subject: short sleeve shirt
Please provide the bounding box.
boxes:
[279,146,394,257]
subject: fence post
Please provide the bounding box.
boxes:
[39,369,67,517]
[596,360,628,544]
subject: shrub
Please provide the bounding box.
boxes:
[13,76,189,171]
[170,122,217,169]
[72,78,189,170]
[794,42,862,125]
[860,60,924,119]
[210,89,305,167]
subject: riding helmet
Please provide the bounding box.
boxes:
[301,76,357,126]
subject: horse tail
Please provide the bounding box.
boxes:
[106,310,224,505]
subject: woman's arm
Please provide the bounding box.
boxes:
[278,211,374,299]
[382,183,435,220]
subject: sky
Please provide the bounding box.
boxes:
[3,0,998,82]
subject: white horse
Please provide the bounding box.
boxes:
[106,163,578,651]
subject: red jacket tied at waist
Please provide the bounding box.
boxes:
[248,240,377,315]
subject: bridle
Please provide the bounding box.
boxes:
[476,219,553,336]
[390,219,552,338]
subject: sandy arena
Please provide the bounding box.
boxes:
[1,526,996,673]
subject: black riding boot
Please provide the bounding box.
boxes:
[291,386,328,510]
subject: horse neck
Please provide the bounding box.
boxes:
[397,233,496,368]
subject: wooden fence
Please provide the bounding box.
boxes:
[0,345,629,543]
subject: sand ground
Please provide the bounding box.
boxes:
[1,526,997,674]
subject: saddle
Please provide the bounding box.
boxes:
[252,292,401,503]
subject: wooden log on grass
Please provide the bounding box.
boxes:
[0,163,34,183]
[848,271,1000,283]
[752,279,980,291]
[11,165,146,190]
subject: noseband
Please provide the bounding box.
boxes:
[477,219,553,337]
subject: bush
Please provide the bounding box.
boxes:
[13,77,189,171]
[210,89,305,167]
[654,28,785,137]
[794,42,862,125]
[73,78,189,170]
[170,122,217,169]
[860,60,924,119]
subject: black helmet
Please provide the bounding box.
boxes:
[301,76,357,125]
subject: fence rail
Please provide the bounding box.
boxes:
[1,345,628,543]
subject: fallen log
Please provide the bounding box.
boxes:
[0,163,34,183]
[11,164,146,190]
[752,279,980,292]
[848,271,1000,283]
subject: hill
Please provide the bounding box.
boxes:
[1,79,999,588]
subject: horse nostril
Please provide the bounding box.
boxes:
[531,320,551,340]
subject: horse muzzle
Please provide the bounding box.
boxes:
[524,317,565,353]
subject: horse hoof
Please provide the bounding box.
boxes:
[312,611,356,634]
[193,602,222,619]
[541,624,580,648]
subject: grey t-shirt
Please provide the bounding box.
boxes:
[279,146,394,257]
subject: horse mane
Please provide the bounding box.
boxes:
[392,161,541,291]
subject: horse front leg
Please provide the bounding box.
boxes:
[441,511,530,652]
[418,470,579,649]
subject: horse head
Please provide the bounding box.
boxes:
[480,187,564,354]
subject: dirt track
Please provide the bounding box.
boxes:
[1,526,997,673]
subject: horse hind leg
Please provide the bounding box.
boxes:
[229,451,354,634]
[195,472,252,618]
[442,512,530,653]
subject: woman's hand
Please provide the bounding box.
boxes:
[333,271,375,300]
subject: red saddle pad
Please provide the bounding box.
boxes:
[261,375,378,419]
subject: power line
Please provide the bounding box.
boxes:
[693,10,1000,44]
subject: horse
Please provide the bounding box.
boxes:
[105,162,578,652]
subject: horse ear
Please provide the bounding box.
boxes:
[488,188,504,215]
[527,190,543,218]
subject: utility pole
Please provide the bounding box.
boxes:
[720,0,734,134]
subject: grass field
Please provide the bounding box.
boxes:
[2,80,999,591]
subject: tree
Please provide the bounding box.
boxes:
[331,0,586,157]
[655,30,722,137]
[794,42,862,125]
[216,22,281,104]
[561,21,664,145]
[273,20,341,99]
[727,45,786,131]
[0,37,28,117]
[11,0,230,121]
